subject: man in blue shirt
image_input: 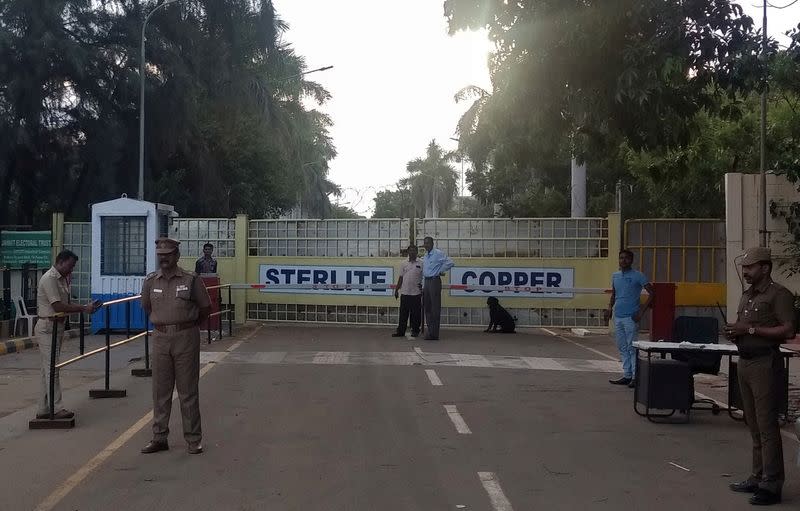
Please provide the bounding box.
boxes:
[422,236,454,340]
[603,249,655,387]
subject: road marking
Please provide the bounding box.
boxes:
[540,328,558,336]
[34,326,261,511]
[478,472,514,511]
[444,404,472,434]
[425,369,443,386]
[554,332,617,361]
[311,351,349,364]
[669,462,691,472]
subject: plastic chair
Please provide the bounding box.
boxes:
[13,295,36,337]
[671,316,722,415]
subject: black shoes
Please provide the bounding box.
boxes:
[749,489,781,506]
[141,440,169,454]
[187,442,204,455]
[729,480,759,493]
[609,376,632,385]
[391,332,405,337]
[627,379,636,388]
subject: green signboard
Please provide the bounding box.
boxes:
[0,231,52,269]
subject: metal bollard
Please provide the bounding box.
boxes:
[218,288,223,339]
[49,322,57,420]
[79,313,85,355]
[90,305,126,398]
[227,286,233,336]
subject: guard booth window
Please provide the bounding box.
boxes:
[101,216,146,276]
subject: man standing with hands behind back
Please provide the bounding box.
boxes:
[422,236,454,341]
[140,238,211,455]
[726,247,795,506]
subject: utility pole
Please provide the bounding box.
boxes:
[759,1,768,247]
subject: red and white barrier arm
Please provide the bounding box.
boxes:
[229,283,614,294]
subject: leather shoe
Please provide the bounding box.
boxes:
[609,377,632,385]
[749,489,781,506]
[187,442,203,455]
[391,332,405,337]
[141,440,169,454]
[729,480,760,493]
[627,380,636,388]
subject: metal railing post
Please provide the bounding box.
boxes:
[79,313,85,355]
[49,322,58,420]
[218,287,223,339]
[125,300,131,340]
[227,285,233,336]
[207,324,212,345]
[104,308,111,390]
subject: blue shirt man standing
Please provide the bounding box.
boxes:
[422,236,454,340]
[604,249,655,387]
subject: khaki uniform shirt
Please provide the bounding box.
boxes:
[736,279,795,355]
[37,267,70,318]
[141,266,211,326]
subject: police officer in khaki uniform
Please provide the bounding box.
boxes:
[35,250,100,419]
[140,238,211,455]
[726,247,796,506]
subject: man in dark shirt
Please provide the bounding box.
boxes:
[195,243,218,275]
[726,247,796,506]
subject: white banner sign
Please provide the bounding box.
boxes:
[449,267,575,298]
[258,265,394,296]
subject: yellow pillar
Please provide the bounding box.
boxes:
[233,214,248,324]
[51,212,65,261]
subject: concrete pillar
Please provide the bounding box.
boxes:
[571,158,586,218]
[233,214,248,324]
[51,212,64,262]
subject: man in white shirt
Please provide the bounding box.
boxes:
[393,245,423,338]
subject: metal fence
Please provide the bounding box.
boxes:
[64,222,92,305]
[248,219,410,258]
[625,219,726,283]
[415,218,610,258]
[170,218,236,257]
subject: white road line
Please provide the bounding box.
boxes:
[425,369,443,386]
[33,325,261,511]
[312,351,349,364]
[478,472,514,511]
[540,328,558,336]
[669,462,691,472]
[413,346,424,357]
[443,404,472,434]
[553,331,618,361]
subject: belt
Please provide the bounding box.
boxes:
[154,322,197,334]
[738,347,779,359]
[38,316,66,323]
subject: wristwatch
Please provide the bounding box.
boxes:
[748,327,756,335]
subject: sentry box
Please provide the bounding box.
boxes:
[90,195,178,332]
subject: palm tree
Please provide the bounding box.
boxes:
[405,140,458,218]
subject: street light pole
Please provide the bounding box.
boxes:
[139,0,180,201]
[758,1,768,247]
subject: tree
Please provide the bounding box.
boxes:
[404,140,458,218]
[0,0,338,226]
[372,185,414,218]
[444,0,764,218]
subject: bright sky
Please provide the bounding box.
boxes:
[271,0,492,217]
[272,1,799,217]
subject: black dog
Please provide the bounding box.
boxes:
[485,297,515,333]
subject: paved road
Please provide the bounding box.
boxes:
[0,324,798,510]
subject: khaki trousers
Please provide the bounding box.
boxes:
[35,320,65,415]
[738,351,784,493]
[151,327,202,444]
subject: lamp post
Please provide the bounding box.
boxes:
[139,0,181,201]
